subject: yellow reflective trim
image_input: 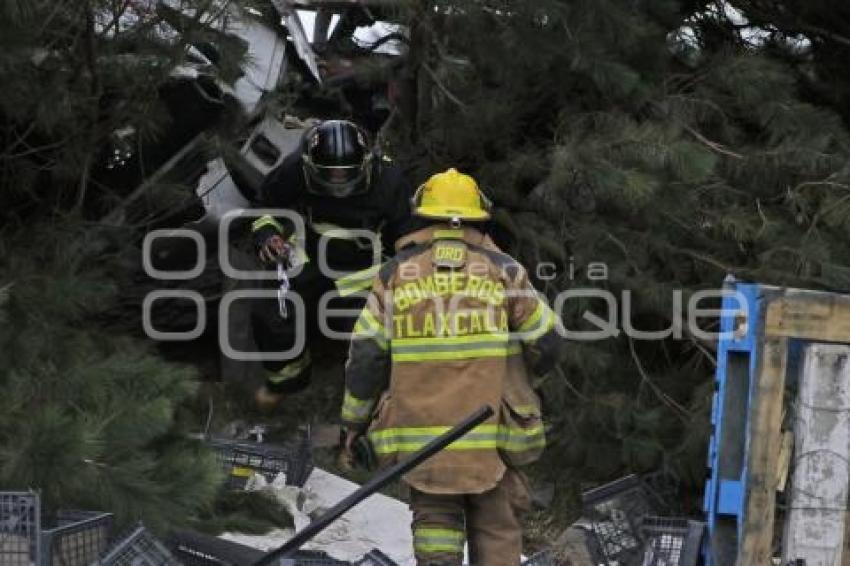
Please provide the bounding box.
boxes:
[391,332,509,347]
[369,423,545,455]
[267,353,311,383]
[310,222,363,239]
[341,390,376,423]
[391,345,521,362]
[512,404,540,417]
[335,264,382,296]
[432,229,465,240]
[415,542,463,554]
[518,300,545,332]
[337,278,374,296]
[414,527,464,553]
[517,300,556,342]
[414,527,464,539]
[353,308,388,350]
[360,307,386,332]
[252,215,284,233]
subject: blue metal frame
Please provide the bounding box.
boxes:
[702,280,761,565]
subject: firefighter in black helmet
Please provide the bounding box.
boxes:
[250,119,419,410]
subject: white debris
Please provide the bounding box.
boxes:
[221,468,415,565]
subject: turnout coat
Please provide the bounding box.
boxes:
[341,224,562,495]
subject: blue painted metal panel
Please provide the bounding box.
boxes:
[702,279,762,565]
[717,480,743,515]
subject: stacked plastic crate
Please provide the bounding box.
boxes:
[581,475,705,566]
[0,491,113,566]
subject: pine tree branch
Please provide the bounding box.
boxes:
[794,180,850,193]
[554,365,589,402]
[628,336,691,421]
[422,63,468,109]
[682,124,745,160]
[804,193,850,240]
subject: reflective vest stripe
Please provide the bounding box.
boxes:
[266,352,311,384]
[369,424,545,455]
[309,222,368,240]
[392,332,509,347]
[517,300,557,342]
[432,229,465,240]
[392,345,521,362]
[391,334,520,362]
[352,308,389,350]
[341,389,376,423]
[335,264,382,297]
[414,527,464,554]
[252,215,284,233]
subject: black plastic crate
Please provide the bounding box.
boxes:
[208,432,313,490]
[0,491,40,566]
[354,549,398,566]
[101,524,180,565]
[581,475,662,566]
[640,516,705,566]
[41,510,114,566]
[521,550,556,565]
[277,550,350,565]
[166,528,264,565]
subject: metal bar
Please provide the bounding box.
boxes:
[253,405,495,565]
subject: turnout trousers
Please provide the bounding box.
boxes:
[408,468,531,566]
[250,260,364,392]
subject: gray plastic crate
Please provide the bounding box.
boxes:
[0,492,40,566]
[640,516,705,566]
[101,524,180,565]
[41,510,114,566]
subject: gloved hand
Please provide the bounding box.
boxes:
[258,234,291,264]
[338,428,362,472]
[254,384,284,412]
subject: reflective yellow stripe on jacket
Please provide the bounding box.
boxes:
[352,308,388,350]
[517,300,557,343]
[341,389,376,424]
[335,264,382,297]
[391,333,521,362]
[368,423,545,455]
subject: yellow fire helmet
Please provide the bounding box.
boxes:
[412,168,492,221]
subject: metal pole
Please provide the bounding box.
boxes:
[253,405,495,565]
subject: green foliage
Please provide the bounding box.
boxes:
[0,223,223,530]
[391,0,850,501]
[193,491,295,535]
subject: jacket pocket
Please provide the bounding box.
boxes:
[498,392,546,467]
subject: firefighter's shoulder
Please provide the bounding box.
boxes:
[468,244,524,281]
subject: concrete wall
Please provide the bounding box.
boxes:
[783,344,850,565]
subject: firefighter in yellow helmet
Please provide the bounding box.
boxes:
[341,168,563,565]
